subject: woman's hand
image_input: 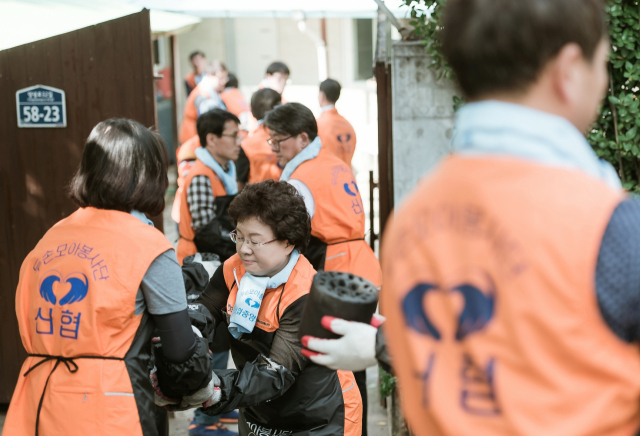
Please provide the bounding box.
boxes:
[178,371,222,409]
[150,365,180,408]
[301,314,385,371]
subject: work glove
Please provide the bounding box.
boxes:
[301,314,385,372]
[150,365,180,408]
[150,327,216,410]
[177,371,222,409]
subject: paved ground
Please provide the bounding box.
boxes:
[0,405,6,435]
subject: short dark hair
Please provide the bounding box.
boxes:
[266,61,290,76]
[228,180,311,253]
[209,60,227,74]
[69,119,168,216]
[441,0,607,99]
[320,79,341,104]
[263,103,317,141]
[189,51,205,61]
[226,73,239,88]
[251,89,282,121]
[197,109,241,147]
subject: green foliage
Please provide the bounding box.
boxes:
[403,0,452,80]
[589,0,640,191]
[379,366,396,399]
[404,0,640,190]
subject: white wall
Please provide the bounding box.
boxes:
[391,41,458,205]
[175,18,226,116]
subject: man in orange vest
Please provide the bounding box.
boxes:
[302,1,640,435]
[185,50,208,96]
[179,61,229,144]
[236,88,283,190]
[177,108,240,266]
[264,102,382,435]
[177,108,242,436]
[317,79,357,166]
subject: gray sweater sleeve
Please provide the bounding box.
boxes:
[596,197,640,342]
[139,249,188,315]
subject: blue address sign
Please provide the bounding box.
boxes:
[16,85,67,128]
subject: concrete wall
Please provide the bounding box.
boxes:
[391,41,458,204]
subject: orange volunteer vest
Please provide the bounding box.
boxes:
[179,82,214,144]
[220,88,250,117]
[4,207,172,436]
[241,124,282,184]
[380,156,640,436]
[171,134,201,224]
[223,254,362,436]
[177,159,227,265]
[291,149,382,287]
[317,108,357,166]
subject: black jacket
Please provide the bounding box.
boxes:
[195,257,351,435]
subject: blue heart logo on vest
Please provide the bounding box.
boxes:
[344,181,359,196]
[245,298,260,309]
[39,271,89,305]
[337,133,352,143]
[403,277,495,341]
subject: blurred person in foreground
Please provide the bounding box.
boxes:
[179,61,229,144]
[185,51,208,96]
[317,79,357,166]
[235,88,283,191]
[302,1,640,435]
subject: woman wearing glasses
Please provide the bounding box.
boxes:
[192,180,363,436]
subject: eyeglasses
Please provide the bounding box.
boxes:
[230,229,277,249]
[221,132,240,142]
[267,135,294,151]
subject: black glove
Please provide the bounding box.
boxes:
[188,302,216,345]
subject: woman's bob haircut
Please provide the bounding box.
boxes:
[228,180,311,253]
[68,119,169,216]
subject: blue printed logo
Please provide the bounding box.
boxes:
[245,298,260,309]
[403,272,501,416]
[343,181,359,197]
[337,133,352,143]
[403,277,495,341]
[39,271,89,306]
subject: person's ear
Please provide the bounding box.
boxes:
[551,43,584,105]
[299,132,311,148]
[206,132,218,148]
[284,241,295,256]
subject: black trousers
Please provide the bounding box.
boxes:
[354,370,368,436]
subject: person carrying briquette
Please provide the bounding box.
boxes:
[179,61,229,144]
[3,119,215,436]
[220,74,250,119]
[264,102,382,435]
[177,108,241,266]
[301,1,640,435]
[235,88,283,191]
[317,79,357,166]
[185,51,208,96]
[160,180,363,436]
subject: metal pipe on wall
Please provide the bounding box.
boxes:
[293,12,328,81]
